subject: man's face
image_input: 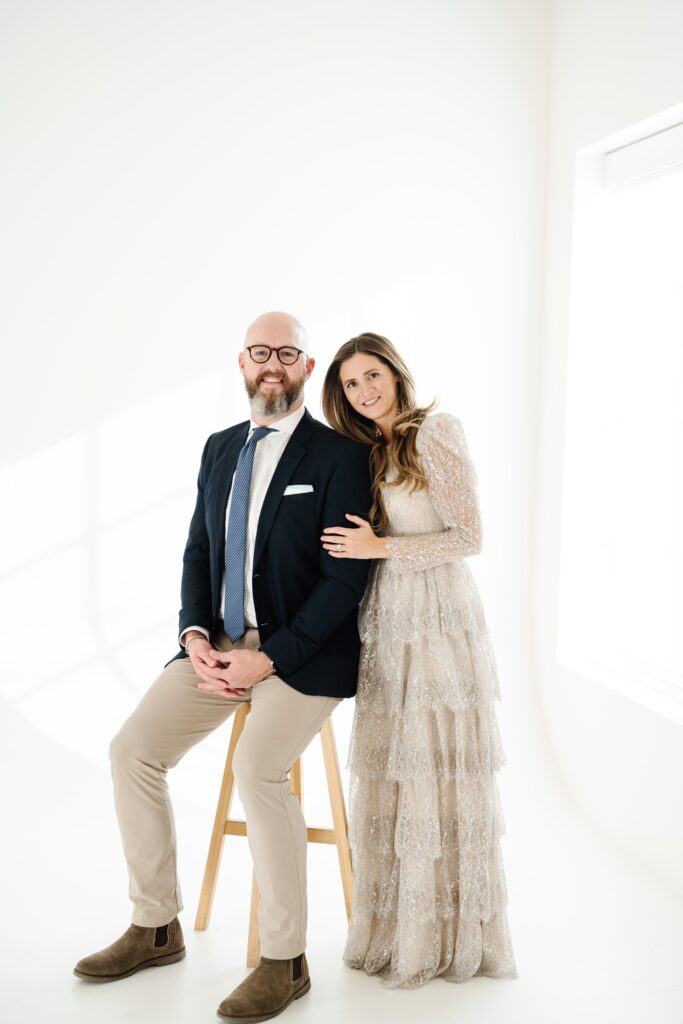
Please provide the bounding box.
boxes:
[239,322,313,417]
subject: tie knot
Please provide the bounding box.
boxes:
[248,425,276,445]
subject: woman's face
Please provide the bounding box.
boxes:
[339,352,399,424]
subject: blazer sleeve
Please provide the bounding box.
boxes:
[384,412,482,573]
[177,433,215,638]
[259,442,373,676]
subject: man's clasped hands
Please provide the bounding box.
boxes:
[186,637,275,698]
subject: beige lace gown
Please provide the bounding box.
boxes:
[342,412,517,988]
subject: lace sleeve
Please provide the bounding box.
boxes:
[384,412,482,573]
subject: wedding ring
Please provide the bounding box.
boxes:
[337,543,342,552]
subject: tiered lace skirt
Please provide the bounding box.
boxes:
[342,558,518,988]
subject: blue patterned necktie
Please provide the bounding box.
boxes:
[224,425,276,641]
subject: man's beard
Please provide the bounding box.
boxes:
[243,372,305,417]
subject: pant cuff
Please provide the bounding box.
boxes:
[131,905,183,928]
[260,939,307,959]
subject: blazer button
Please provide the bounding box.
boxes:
[253,573,260,578]
[259,622,269,628]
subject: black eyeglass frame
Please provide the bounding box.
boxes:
[245,345,306,365]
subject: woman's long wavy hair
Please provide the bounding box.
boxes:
[321,332,436,534]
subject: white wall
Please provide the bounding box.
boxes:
[537,0,683,894]
[0,0,552,916]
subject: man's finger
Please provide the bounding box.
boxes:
[196,669,223,685]
[209,648,231,663]
[197,681,246,698]
[196,655,219,668]
[197,679,229,692]
[189,649,218,668]
[194,661,231,681]
[200,665,232,682]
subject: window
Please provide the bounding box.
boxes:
[557,115,683,723]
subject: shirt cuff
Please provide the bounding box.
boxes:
[179,625,210,648]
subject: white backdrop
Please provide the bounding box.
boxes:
[13,3,682,1024]
[0,0,547,829]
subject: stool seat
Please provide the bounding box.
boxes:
[194,700,353,966]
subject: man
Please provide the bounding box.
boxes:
[74,312,372,1022]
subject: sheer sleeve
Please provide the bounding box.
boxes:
[384,412,482,573]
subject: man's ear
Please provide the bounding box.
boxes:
[238,351,245,371]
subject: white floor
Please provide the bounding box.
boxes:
[3,695,682,1024]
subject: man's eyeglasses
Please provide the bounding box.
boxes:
[246,345,305,365]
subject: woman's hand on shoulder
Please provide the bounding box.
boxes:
[321,514,390,559]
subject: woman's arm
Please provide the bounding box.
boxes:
[384,412,482,573]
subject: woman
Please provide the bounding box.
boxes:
[320,332,517,989]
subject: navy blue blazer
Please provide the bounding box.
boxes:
[165,407,373,698]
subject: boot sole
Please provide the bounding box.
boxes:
[216,976,311,1022]
[73,946,186,982]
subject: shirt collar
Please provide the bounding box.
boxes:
[248,402,306,438]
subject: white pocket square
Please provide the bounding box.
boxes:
[284,483,314,495]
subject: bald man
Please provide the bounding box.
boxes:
[74,313,372,1022]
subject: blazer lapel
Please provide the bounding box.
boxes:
[253,409,314,567]
[209,421,250,544]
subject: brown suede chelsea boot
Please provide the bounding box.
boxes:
[73,917,185,982]
[217,952,310,1022]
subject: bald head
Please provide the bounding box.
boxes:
[244,311,308,352]
[239,310,314,422]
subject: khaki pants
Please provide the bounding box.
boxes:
[108,627,342,959]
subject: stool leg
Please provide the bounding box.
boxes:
[247,872,261,967]
[319,719,354,919]
[246,754,303,966]
[290,755,303,807]
[195,703,250,931]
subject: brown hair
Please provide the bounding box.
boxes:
[321,332,436,534]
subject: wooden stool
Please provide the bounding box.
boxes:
[194,701,354,966]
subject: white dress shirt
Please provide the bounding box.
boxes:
[179,402,306,647]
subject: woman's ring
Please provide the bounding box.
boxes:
[337,543,342,552]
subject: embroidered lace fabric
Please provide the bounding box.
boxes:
[342,412,518,988]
